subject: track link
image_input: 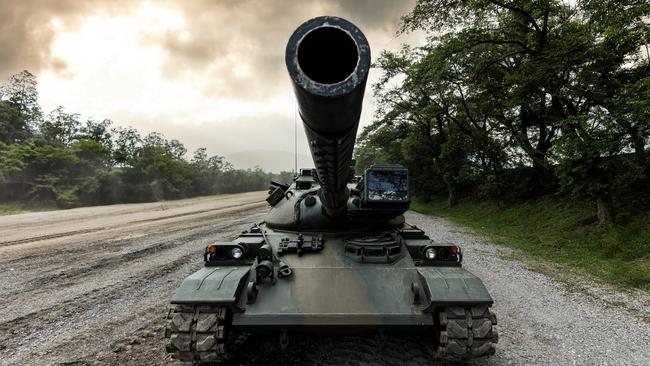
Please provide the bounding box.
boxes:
[435,305,498,359]
[165,304,234,364]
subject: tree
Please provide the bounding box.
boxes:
[39,106,82,146]
[366,42,509,204]
[612,74,650,178]
[579,0,650,179]
[552,3,649,224]
[0,70,41,117]
[113,126,142,166]
[166,139,187,160]
[0,70,42,143]
[0,101,28,144]
[0,142,31,200]
[79,118,113,150]
[400,0,593,191]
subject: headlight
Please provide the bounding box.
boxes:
[424,247,436,260]
[231,247,243,259]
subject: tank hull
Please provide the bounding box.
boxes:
[167,224,497,363]
[168,225,496,336]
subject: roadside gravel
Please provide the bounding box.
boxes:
[405,211,650,366]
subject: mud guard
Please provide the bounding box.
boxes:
[171,266,250,309]
[417,267,493,312]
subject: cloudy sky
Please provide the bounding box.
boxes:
[0,0,423,169]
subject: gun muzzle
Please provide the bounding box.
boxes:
[285,16,371,217]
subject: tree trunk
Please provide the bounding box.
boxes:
[491,160,506,209]
[632,134,649,177]
[528,161,547,195]
[596,193,615,226]
[447,181,458,207]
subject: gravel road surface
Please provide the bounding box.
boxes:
[0,192,268,366]
[1,193,648,365]
[406,211,650,366]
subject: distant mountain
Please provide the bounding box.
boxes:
[225,150,313,173]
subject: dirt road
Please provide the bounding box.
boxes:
[1,193,648,365]
[0,192,268,365]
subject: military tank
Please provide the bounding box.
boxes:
[165,16,498,364]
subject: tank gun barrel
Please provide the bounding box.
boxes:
[285,16,371,217]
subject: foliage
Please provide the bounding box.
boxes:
[358,0,650,223]
[0,70,42,131]
[0,71,292,209]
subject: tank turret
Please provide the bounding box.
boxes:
[264,16,409,230]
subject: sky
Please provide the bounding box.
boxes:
[0,0,424,169]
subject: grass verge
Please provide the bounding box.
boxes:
[411,195,650,291]
[0,202,57,216]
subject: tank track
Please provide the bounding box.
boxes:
[434,305,498,359]
[165,304,247,365]
[165,304,497,363]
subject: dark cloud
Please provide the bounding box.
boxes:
[145,0,417,100]
[0,0,415,97]
[0,0,84,81]
[0,1,124,80]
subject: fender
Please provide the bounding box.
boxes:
[417,267,493,312]
[171,266,250,310]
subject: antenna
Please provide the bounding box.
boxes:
[294,102,298,174]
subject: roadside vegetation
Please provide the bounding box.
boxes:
[412,197,650,291]
[0,201,56,216]
[355,0,649,289]
[0,71,291,210]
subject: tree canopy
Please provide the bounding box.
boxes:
[357,0,650,224]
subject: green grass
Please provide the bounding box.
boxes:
[0,202,57,216]
[412,196,650,291]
